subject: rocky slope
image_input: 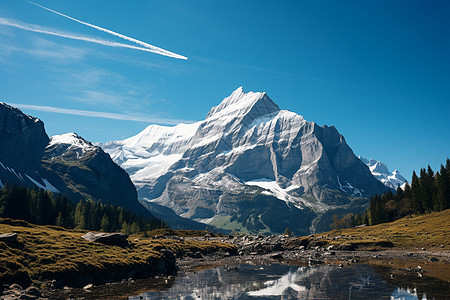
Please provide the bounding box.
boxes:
[0,103,148,215]
[101,87,389,234]
[359,156,407,190]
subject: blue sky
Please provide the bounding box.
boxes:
[0,0,449,179]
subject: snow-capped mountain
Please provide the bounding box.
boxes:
[0,102,148,216]
[101,87,389,234]
[359,156,407,190]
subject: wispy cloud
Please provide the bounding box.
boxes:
[27,1,188,60]
[0,36,88,66]
[70,90,126,106]
[0,16,185,57]
[8,103,195,125]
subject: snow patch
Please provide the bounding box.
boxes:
[129,154,183,181]
[49,132,95,152]
[9,168,23,181]
[337,176,362,196]
[25,175,59,193]
[42,179,59,193]
[246,179,290,202]
[196,216,216,224]
[245,178,306,210]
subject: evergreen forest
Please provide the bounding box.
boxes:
[338,158,450,228]
[0,184,167,234]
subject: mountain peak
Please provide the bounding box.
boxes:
[47,133,97,158]
[359,156,407,189]
[206,87,279,120]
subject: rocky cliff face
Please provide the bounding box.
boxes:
[0,103,147,215]
[0,103,48,170]
[102,87,389,234]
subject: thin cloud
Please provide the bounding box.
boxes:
[8,103,195,125]
[27,1,188,60]
[0,17,183,56]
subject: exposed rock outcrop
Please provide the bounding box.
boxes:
[81,232,129,245]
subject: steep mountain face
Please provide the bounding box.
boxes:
[0,103,49,169]
[359,156,407,190]
[0,103,148,215]
[102,87,389,234]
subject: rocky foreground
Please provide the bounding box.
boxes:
[1,210,449,299]
[3,232,449,300]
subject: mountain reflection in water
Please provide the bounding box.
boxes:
[130,263,439,299]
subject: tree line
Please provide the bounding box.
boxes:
[0,184,167,234]
[333,158,450,229]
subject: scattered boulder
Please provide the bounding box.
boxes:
[334,243,356,251]
[81,232,128,245]
[429,257,438,262]
[1,284,43,300]
[270,253,283,260]
[0,233,18,243]
[185,251,203,259]
[8,283,23,290]
[23,286,40,297]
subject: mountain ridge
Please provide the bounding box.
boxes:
[359,156,407,189]
[0,103,149,216]
[101,87,389,234]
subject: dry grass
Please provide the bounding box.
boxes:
[295,209,450,250]
[0,218,235,286]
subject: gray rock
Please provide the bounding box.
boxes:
[18,293,37,300]
[0,103,49,170]
[185,252,203,259]
[23,287,40,297]
[270,253,283,260]
[81,232,128,244]
[8,283,23,291]
[0,233,18,243]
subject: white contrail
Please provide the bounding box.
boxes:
[27,1,188,60]
[8,103,195,125]
[0,17,183,55]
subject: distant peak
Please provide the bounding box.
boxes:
[206,87,279,119]
[49,132,95,150]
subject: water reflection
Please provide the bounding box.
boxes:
[391,288,425,300]
[130,263,442,299]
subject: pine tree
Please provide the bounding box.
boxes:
[130,222,140,234]
[74,200,86,229]
[395,186,404,201]
[100,213,110,232]
[55,212,64,227]
[404,182,412,199]
[420,166,434,212]
[441,163,450,210]
[411,171,423,213]
[121,221,131,235]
